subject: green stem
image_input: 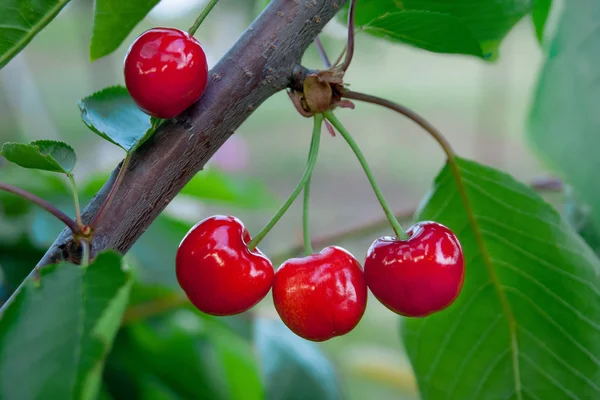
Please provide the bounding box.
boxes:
[324,111,408,240]
[248,114,324,251]
[303,182,313,255]
[67,174,82,228]
[188,0,220,36]
[80,239,90,267]
[302,116,324,255]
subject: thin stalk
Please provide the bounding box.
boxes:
[91,153,132,228]
[339,0,356,72]
[248,114,324,251]
[0,182,79,233]
[324,111,408,240]
[333,45,347,68]
[303,182,313,255]
[314,37,331,68]
[188,0,220,36]
[80,239,90,267]
[302,116,323,255]
[67,174,82,227]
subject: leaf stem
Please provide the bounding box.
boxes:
[80,239,90,267]
[324,110,408,240]
[0,182,79,233]
[67,174,83,228]
[248,114,324,251]
[314,36,331,68]
[339,0,356,72]
[91,153,132,228]
[188,0,220,36]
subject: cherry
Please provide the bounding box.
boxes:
[364,221,465,317]
[176,215,274,316]
[124,27,209,119]
[273,246,367,342]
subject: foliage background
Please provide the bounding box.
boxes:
[0,0,574,399]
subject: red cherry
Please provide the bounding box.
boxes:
[273,246,367,342]
[176,215,274,316]
[124,27,209,119]
[364,221,465,317]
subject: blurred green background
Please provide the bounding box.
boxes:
[0,0,558,399]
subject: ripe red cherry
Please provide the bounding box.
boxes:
[176,215,273,316]
[124,27,209,119]
[364,221,465,317]
[273,246,367,341]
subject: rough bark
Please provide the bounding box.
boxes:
[38,0,347,266]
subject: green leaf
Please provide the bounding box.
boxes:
[79,86,154,153]
[529,0,600,233]
[1,140,76,174]
[532,0,553,42]
[0,0,70,70]
[361,11,484,57]
[90,0,160,60]
[106,311,263,400]
[254,0,271,16]
[403,157,600,399]
[181,168,276,209]
[343,0,531,58]
[0,251,132,400]
[255,318,341,400]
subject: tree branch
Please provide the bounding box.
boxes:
[36,0,347,267]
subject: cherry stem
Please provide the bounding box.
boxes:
[91,153,132,228]
[80,238,90,267]
[0,182,79,233]
[248,114,324,251]
[302,116,324,255]
[342,90,456,160]
[332,45,347,68]
[324,111,409,240]
[314,37,331,69]
[339,0,356,72]
[188,0,220,36]
[303,181,313,255]
[67,173,83,228]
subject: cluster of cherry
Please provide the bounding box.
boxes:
[175,216,464,342]
[124,27,465,342]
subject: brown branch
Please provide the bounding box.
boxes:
[34,0,348,269]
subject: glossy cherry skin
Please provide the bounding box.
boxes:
[124,27,209,119]
[273,246,367,342]
[176,215,274,316]
[364,221,465,317]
